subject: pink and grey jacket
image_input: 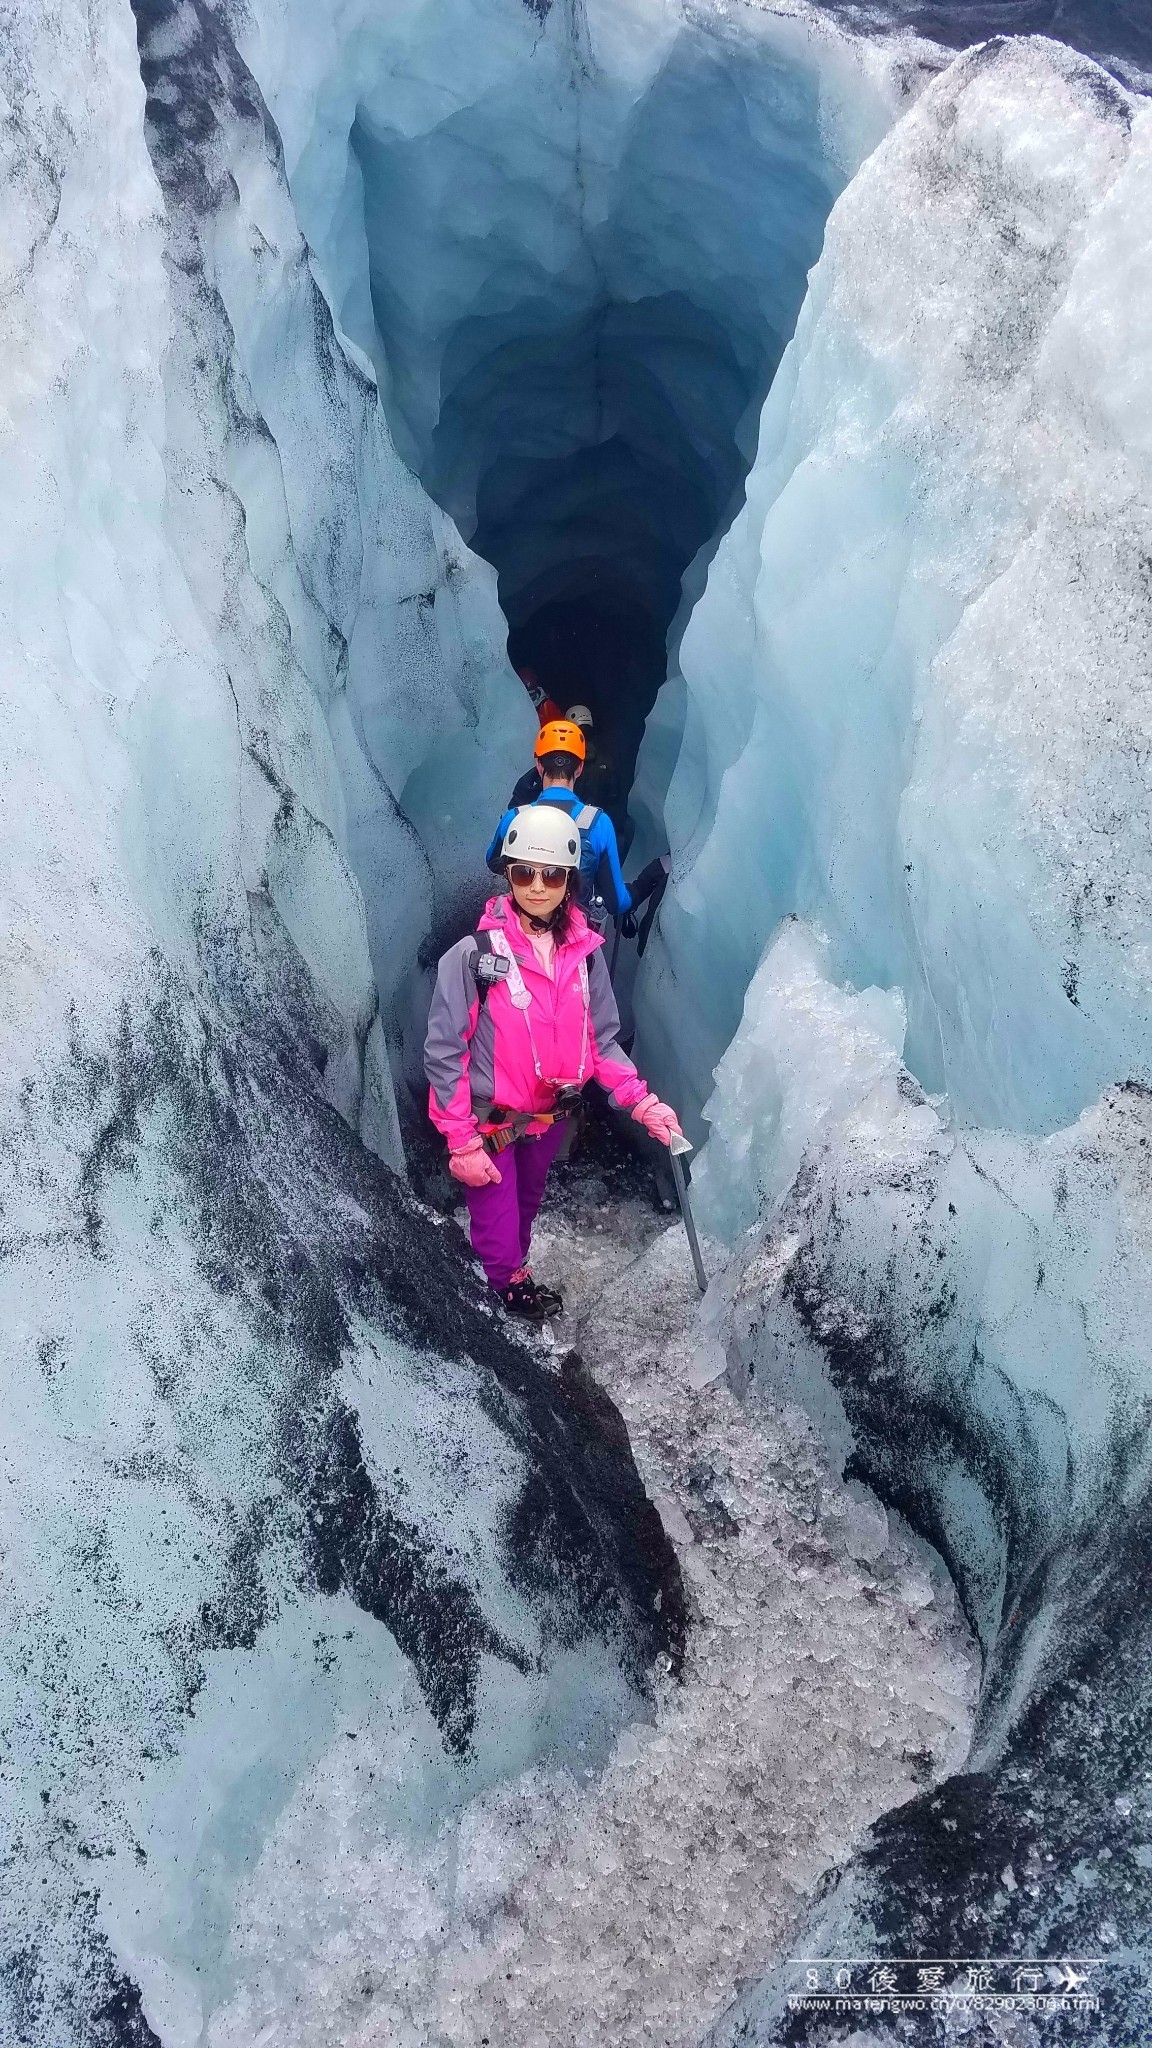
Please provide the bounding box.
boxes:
[425,895,651,1150]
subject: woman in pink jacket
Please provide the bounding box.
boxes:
[424,806,683,1320]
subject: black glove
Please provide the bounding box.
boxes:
[620,912,638,939]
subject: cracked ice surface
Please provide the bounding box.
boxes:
[692,929,1152,2035]
[208,1197,975,2047]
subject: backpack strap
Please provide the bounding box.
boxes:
[574,804,599,831]
[575,956,590,1081]
[484,924,532,1007]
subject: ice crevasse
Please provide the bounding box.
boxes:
[2,1,1152,2046]
[235,0,901,816]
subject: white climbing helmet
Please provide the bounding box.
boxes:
[500,805,581,869]
[565,703,593,728]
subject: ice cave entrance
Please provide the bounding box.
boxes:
[289,6,855,825]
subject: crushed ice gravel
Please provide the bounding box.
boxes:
[212,1188,977,2048]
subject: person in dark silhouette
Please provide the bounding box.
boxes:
[562,703,611,809]
[507,699,610,812]
[508,668,565,807]
[620,851,671,956]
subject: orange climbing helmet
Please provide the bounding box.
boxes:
[534,718,586,763]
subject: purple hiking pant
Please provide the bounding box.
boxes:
[464,1120,567,1289]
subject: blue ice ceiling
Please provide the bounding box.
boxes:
[252,0,892,807]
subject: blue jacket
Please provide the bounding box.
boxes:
[486,787,633,916]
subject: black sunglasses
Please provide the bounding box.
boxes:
[507,864,569,888]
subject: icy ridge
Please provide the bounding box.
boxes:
[132,0,532,1092]
[701,1034,1152,2040]
[625,31,1152,2041]
[638,35,1152,1142]
[685,923,1152,2041]
[0,5,675,2042]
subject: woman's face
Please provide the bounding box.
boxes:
[508,863,569,922]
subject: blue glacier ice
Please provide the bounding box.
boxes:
[133,0,536,1105]
[637,30,1152,1146]
[638,29,1152,2042]
[240,0,902,817]
[3,0,1152,2042]
[0,3,682,2041]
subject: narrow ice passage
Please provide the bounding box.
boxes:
[4,1,1152,2044]
[237,4,1152,2038]
[240,0,898,824]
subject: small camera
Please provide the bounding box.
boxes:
[475,954,511,986]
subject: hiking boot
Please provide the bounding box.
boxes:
[495,1275,552,1321]
[511,1264,564,1317]
[528,1275,564,1317]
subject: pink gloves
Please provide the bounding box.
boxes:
[449,1139,502,1188]
[631,1093,683,1146]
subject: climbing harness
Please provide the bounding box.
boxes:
[476,1101,577,1154]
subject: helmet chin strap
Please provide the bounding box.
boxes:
[511,882,570,933]
[519,903,561,932]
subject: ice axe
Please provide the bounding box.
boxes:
[668,1132,707,1294]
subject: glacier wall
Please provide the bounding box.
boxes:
[0,4,683,2042]
[704,963,1152,2042]
[636,33,1152,2040]
[131,0,534,1099]
[819,0,1152,94]
[236,0,904,815]
[638,32,1152,1149]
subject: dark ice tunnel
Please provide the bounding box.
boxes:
[343,12,851,824]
